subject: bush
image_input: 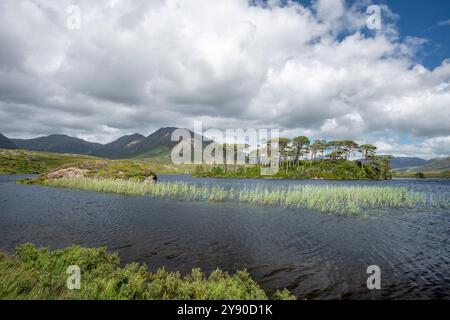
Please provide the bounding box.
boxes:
[415,172,426,179]
[0,244,295,300]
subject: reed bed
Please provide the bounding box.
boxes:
[41,177,442,215]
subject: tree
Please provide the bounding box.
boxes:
[371,156,392,180]
[310,140,323,161]
[359,144,377,161]
[278,138,290,168]
[318,140,327,160]
[292,136,310,165]
[415,172,426,179]
[327,149,346,161]
[341,140,359,160]
[265,138,289,168]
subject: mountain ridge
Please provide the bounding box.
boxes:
[388,156,428,169]
[3,128,206,160]
[394,156,450,174]
[0,133,17,149]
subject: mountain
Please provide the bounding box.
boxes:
[8,128,211,160]
[125,127,185,159]
[100,133,145,158]
[0,133,17,149]
[12,134,103,155]
[409,157,450,173]
[389,156,428,169]
[121,127,210,159]
[394,157,450,175]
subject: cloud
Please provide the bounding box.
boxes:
[375,136,450,159]
[438,19,450,27]
[0,0,449,158]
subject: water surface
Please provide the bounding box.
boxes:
[0,174,449,299]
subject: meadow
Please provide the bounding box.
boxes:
[0,149,98,175]
[40,177,443,215]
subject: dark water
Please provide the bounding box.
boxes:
[0,174,449,299]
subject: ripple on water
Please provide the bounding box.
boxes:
[0,175,449,299]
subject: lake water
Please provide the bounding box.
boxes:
[0,174,449,299]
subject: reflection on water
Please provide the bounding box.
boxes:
[0,174,449,299]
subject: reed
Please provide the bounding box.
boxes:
[41,177,441,215]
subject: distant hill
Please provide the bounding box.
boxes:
[123,127,181,159]
[100,133,145,158]
[389,156,428,169]
[406,157,450,172]
[394,157,450,175]
[0,133,17,149]
[12,134,103,155]
[8,128,210,160]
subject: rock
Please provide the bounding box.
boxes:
[45,167,89,180]
[144,174,157,184]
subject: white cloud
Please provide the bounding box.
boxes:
[438,19,450,27]
[0,0,449,158]
[375,136,450,159]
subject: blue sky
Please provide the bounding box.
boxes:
[290,0,450,69]
[369,0,450,69]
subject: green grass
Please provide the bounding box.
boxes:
[40,177,443,215]
[0,149,99,175]
[0,244,294,300]
[0,149,197,176]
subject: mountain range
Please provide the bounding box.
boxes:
[389,157,429,169]
[0,133,17,149]
[393,157,450,174]
[2,128,193,160]
[0,129,449,173]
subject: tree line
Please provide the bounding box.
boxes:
[272,137,379,165]
[201,136,392,179]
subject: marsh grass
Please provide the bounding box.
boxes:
[0,244,294,300]
[41,177,442,214]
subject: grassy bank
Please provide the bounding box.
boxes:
[0,149,99,175]
[0,244,294,300]
[39,177,442,215]
[0,149,197,176]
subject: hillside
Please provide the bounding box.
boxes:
[389,156,428,169]
[100,133,145,158]
[415,157,450,172]
[394,157,450,177]
[121,127,181,159]
[0,134,17,149]
[0,149,99,175]
[7,128,206,160]
[13,134,103,155]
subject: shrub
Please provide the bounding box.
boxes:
[0,244,295,300]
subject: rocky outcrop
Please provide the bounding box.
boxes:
[44,167,89,180]
[41,160,158,183]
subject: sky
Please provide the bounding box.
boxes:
[0,0,449,159]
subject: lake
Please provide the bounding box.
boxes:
[0,174,449,299]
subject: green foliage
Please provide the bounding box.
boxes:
[0,149,200,177]
[91,160,156,181]
[0,244,294,300]
[0,149,97,175]
[415,172,426,179]
[195,159,392,180]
